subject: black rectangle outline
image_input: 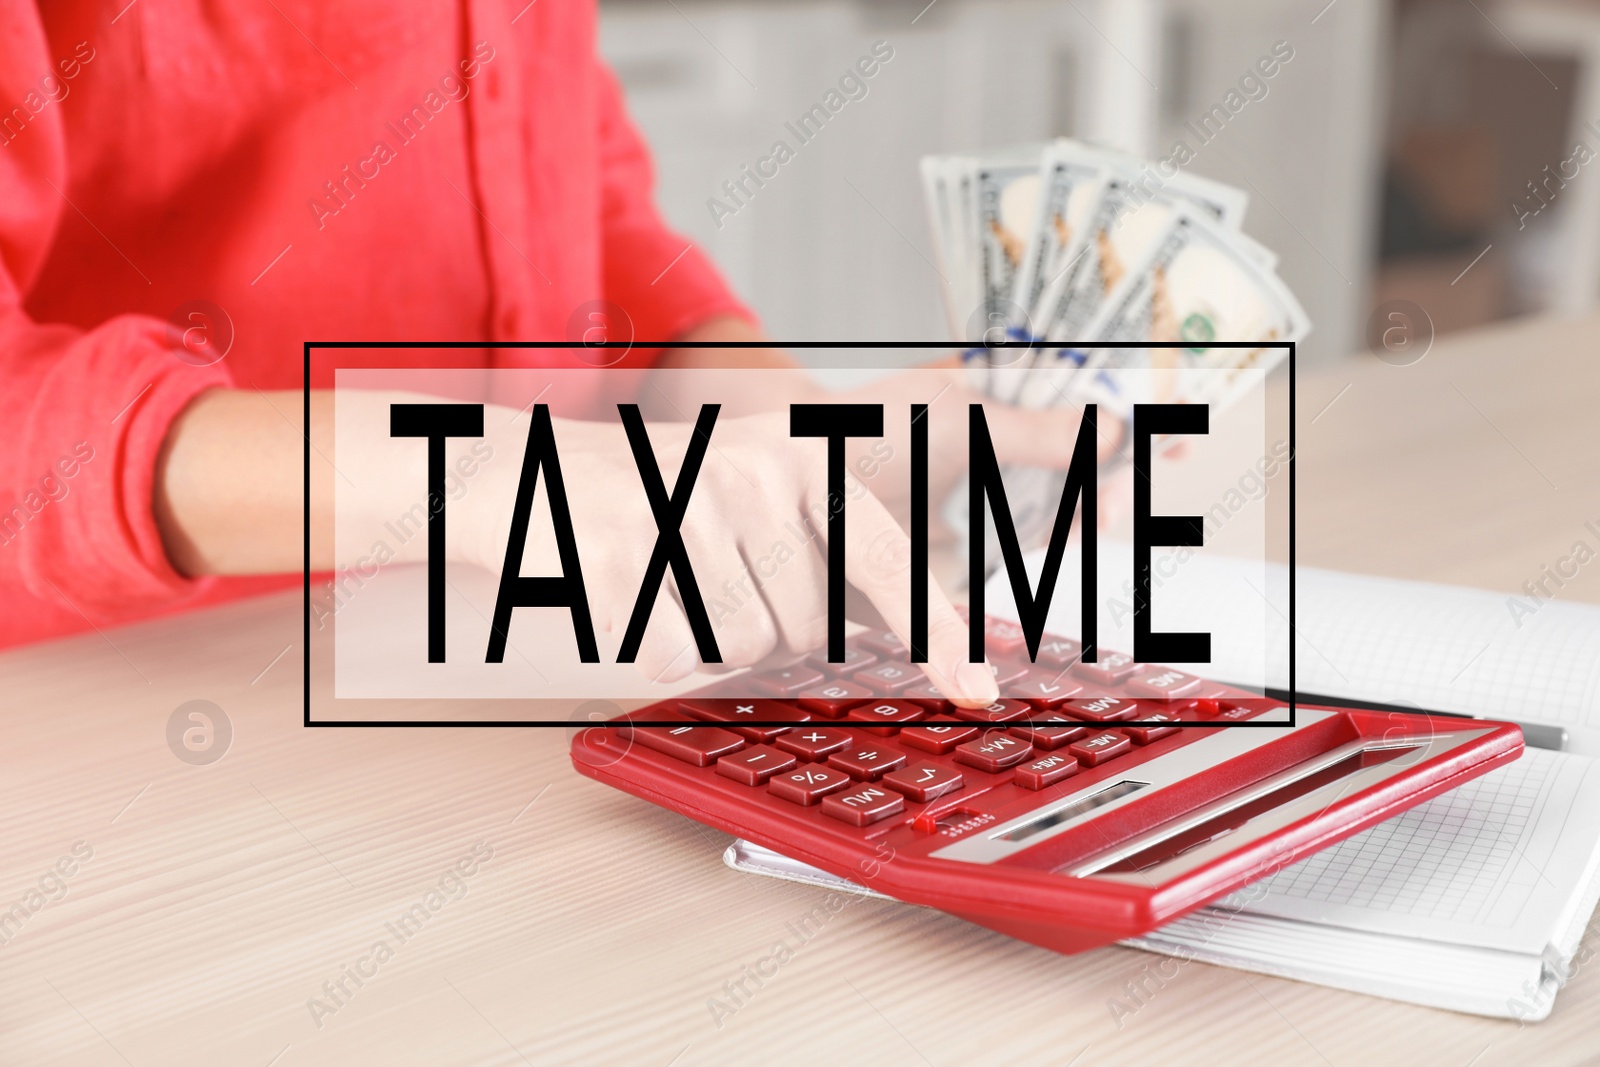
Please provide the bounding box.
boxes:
[304,340,1295,729]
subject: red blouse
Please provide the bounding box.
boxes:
[0,0,750,647]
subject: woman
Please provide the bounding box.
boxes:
[0,0,1105,704]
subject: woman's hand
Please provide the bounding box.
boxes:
[455,404,1003,706]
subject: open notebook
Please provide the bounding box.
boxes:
[728,557,1600,1019]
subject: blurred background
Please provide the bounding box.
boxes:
[598,0,1598,367]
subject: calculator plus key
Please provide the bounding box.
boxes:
[679,698,810,741]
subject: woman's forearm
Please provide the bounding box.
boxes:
[154,388,333,576]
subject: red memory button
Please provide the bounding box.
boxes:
[1069,731,1133,766]
[953,731,1034,773]
[1066,695,1138,723]
[1124,667,1201,699]
[1013,752,1082,790]
[821,784,905,826]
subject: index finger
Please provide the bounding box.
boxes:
[831,483,999,709]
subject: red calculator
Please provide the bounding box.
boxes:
[569,619,1523,954]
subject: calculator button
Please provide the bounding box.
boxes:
[1071,651,1137,686]
[899,683,952,710]
[1012,668,1086,708]
[953,731,1034,773]
[950,699,1031,725]
[820,785,905,827]
[1012,752,1083,790]
[857,629,908,658]
[796,681,874,718]
[1009,720,1089,750]
[679,698,810,742]
[1066,695,1139,723]
[769,765,853,805]
[852,662,921,692]
[753,664,828,697]
[775,727,855,761]
[845,700,927,734]
[1218,700,1273,721]
[988,660,1029,688]
[630,724,745,767]
[715,745,798,786]
[1124,667,1201,699]
[899,722,980,754]
[1034,636,1082,669]
[1069,731,1133,766]
[882,762,965,802]
[1187,698,1221,718]
[828,745,908,780]
[806,644,877,674]
[1122,714,1181,744]
[982,617,1028,655]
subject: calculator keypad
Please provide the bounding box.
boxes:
[609,619,1274,837]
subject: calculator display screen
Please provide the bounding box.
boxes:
[995,780,1149,844]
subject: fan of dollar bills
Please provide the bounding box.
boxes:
[921,138,1311,558]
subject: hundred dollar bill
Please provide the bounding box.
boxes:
[974,159,1043,343]
[1076,205,1309,415]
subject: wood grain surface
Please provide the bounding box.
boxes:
[2,314,1596,1065]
